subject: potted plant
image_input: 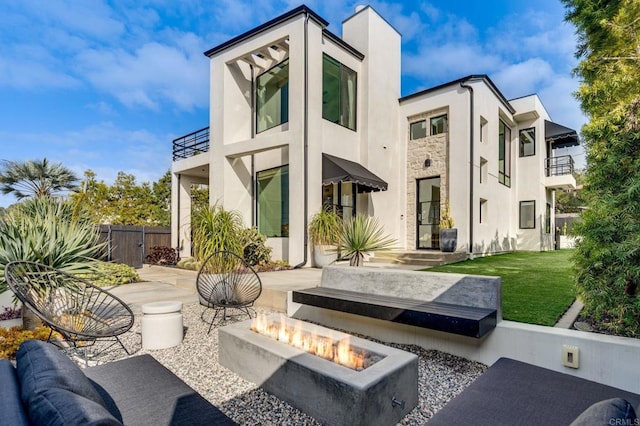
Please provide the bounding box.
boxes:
[439,200,458,252]
[308,208,342,268]
[338,214,395,266]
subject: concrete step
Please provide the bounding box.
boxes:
[368,251,467,267]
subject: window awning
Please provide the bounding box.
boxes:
[545,120,580,148]
[322,153,388,192]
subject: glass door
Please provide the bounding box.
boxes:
[417,177,441,249]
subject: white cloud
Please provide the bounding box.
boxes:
[491,58,555,98]
[76,41,209,111]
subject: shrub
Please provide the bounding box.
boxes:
[79,262,140,287]
[146,246,178,265]
[309,208,342,246]
[191,203,243,262]
[177,257,200,271]
[338,214,396,266]
[239,227,272,266]
[0,306,21,321]
[0,197,104,294]
[0,326,59,359]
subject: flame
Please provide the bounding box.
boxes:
[251,314,367,370]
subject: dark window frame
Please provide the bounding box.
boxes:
[255,59,290,134]
[499,119,512,187]
[430,114,448,135]
[545,202,551,234]
[519,200,536,229]
[410,120,427,140]
[519,127,536,157]
[322,53,357,131]
[256,164,289,237]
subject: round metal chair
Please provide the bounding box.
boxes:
[5,261,134,361]
[196,251,262,333]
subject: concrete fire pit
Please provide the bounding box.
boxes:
[219,314,418,426]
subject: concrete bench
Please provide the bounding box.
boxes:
[291,265,501,338]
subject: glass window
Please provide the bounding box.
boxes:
[519,127,535,157]
[321,183,355,220]
[256,60,289,133]
[499,120,511,187]
[257,165,289,237]
[430,114,448,135]
[519,200,535,229]
[410,120,427,139]
[545,203,551,234]
[322,54,357,130]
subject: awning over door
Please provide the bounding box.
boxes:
[322,153,388,192]
[545,120,580,148]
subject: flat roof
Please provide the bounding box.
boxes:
[204,5,328,57]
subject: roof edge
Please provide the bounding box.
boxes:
[322,29,365,60]
[400,75,516,115]
[204,5,328,58]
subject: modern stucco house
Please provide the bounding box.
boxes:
[171,5,578,265]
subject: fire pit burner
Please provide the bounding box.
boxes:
[219,314,418,426]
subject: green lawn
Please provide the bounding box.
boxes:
[427,251,576,326]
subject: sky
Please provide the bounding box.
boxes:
[0,0,585,208]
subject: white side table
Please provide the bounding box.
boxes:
[141,301,183,350]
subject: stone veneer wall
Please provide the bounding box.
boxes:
[406,108,449,249]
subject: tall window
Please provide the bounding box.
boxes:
[519,200,535,229]
[257,165,289,237]
[430,114,448,135]
[519,127,535,157]
[499,120,511,187]
[480,116,488,143]
[410,120,427,139]
[322,54,357,130]
[545,203,551,233]
[256,60,289,133]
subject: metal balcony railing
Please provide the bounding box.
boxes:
[545,155,574,177]
[172,127,209,161]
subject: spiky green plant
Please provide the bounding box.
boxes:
[191,203,244,262]
[338,214,396,267]
[309,208,343,246]
[0,197,104,294]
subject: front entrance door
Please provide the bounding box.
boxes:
[417,177,441,249]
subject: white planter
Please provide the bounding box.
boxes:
[312,245,338,268]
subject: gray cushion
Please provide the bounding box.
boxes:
[28,387,122,426]
[570,398,637,426]
[429,358,640,426]
[0,359,29,426]
[85,354,237,425]
[16,340,106,408]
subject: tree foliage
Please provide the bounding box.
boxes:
[563,0,640,335]
[72,170,171,226]
[555,169,586,213]
[0,159,79,200]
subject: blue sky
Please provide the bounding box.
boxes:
[0,0,585,208]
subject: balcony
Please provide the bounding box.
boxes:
[172,127,209,161]
[544,155,576,189]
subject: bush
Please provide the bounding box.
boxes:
[191,203,243,262]
[0,327,58,359]
[146,246,178,266]
[239,227,272,266]
[0,197,104,294]
[79,262,140,287]
[177,257,200,271]
[0,306,21,320]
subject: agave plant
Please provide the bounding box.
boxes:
[0,197,104,294]
[191,203,244,262]
[338,214,396,267]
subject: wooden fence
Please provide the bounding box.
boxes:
[99,225,171,268]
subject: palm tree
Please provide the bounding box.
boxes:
[0,159,79,200]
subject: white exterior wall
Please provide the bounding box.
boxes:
[171,6,560,260]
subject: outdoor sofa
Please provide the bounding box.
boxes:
[1,340,236,425]
[428,357,640,425]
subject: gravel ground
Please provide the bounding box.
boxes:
[86,303,487,425]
